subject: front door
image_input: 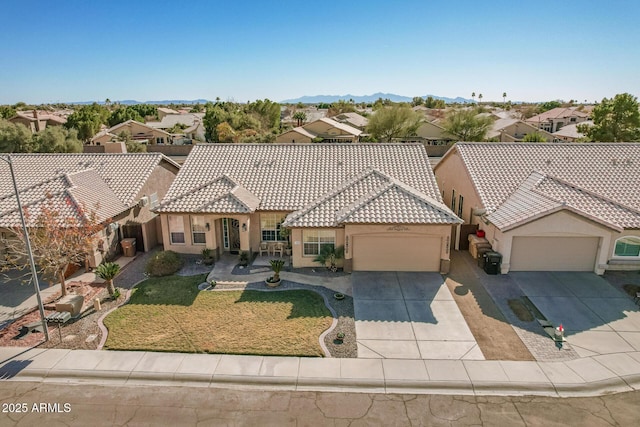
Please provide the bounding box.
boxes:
[223,218,241,253]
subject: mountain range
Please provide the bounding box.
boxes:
[280,92,473,104]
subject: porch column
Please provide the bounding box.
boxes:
[239,216,251,252]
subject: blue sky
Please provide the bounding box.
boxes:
[1,0,638,104]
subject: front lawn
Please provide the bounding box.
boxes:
[103,275,333,356]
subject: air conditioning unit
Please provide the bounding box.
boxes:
[138,196,150,207]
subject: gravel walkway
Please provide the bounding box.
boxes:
[113,249,159,289]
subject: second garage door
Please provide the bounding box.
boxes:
[510,236,599,271]
[352,235,441,271]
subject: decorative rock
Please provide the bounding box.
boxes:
[55,295,83,317]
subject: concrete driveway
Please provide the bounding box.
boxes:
[511,271,640,357]
[352,272,482,360]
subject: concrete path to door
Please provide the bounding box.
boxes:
[352,272,483,360]
[511,271,640,358]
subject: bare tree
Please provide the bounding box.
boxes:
[1,196,104,297]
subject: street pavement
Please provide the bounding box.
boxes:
[1,381,639,426]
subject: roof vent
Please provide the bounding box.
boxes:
[545,159,551,165]
[337,160,343,166]
[612,158,618,165]
[624,158,632,165]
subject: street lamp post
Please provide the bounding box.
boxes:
[2,155,49,341]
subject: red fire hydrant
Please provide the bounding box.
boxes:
[555,324,565,341]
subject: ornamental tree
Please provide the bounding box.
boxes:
[1,196,104,297]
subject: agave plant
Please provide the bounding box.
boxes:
[95,261,121,296]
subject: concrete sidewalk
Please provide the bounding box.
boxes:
[1,346,639,397]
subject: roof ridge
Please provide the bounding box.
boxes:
[535,172,640,216]
[282,168,390,226]
[157,175,235,210]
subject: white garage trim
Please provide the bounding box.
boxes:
[352,234,441,271]
[510,236,599,271]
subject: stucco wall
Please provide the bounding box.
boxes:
[275,131,312,144]
[491,210,614,274]
[434,151,483,225]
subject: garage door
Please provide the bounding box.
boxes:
[352,235,441,271]
[510,236,599,271]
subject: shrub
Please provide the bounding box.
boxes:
[145,250,184,277]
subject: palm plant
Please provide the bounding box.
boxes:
[269,259,285,282]
[502,92,507,104]
[478,93,483,104]
[313,245,345,272]
[471,92,476,103]
[95,262,121,296]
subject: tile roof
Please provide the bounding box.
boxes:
[146,114,201,129]
[446,143,640,229]
[107,120,172,136]
[525,107,590,123]
[318,118,362,136]
[0,153,177,227]
[487,171,640,231]
[158,144,458,226]
[552,122,592,139]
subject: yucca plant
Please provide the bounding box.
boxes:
[95,262,121,296]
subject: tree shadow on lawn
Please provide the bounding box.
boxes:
[233,289,333,320]
[125,274,206,307]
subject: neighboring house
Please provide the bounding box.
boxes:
[276,118,362,143]
[552,121,592,142]
[434,143,640,274]
[280,107,328,126]
[91,120,173,145]
[155,144,461,273]
[525,107,590,133]
[147,113,206,141]
[331,112,369,130]
[0,153,180,266]
[157,107,180,120]
[395,120,454,145]
[8,111,66,133]
[487,118,555,142]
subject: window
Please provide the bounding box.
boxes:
[451,189,456,212]
[149,192,159,209]
[168,215,185,244]
[614,236,640,257]
[458,195,464,218]
[261,213,286,241]
[303,230,335,256]
[191,216,206,245]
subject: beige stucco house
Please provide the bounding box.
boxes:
[434,143,640,274]
[525,107,590,133]
[276,118,362,143]
[8,111,66,133]
[91,120,173,145]
[0,153,179,268]
[155,144,461,272]
[395,120,454,145]
[487,118,555,142]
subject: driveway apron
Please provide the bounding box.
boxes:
[352,272,482,360]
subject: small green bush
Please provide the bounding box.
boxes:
[145,250,184,277]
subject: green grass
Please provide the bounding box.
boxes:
[103,275,333,356]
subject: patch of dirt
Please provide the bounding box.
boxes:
[0,281,124,349]
[508,299,534,322]
[445,274,535,361]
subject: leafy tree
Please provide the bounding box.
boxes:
[442,109,493,141]
[522,132,547,142]
[579,93,640,142]
[0,105,16,119]
[539,101,561,112]
[190,103,203,113]
[216,122,236,143]
[293,111,307,126]
[433,99,446,109]
[367,105,423,142]
[34,126,83,153]
[1,199,103,297]
[424,96,436,108]
[129,104,158,119]
[65,103,109,142]
[328,100,356,116]
[412,96,424,107]
[107,106,144,127]
[0,120,35,152]
[167,123,188,134]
